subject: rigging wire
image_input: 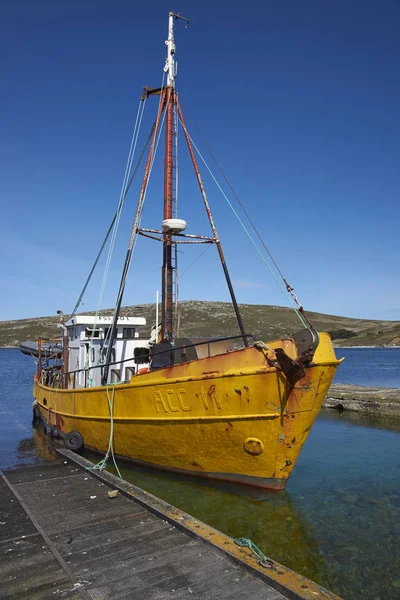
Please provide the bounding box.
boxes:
[179,243,213,279]
[178,118,307,329]
[100,74,168,356]
[180,106,311,326]
[84,96,147,383]
[106,94,168,326]
[70,118,157,320]
[96,97,147,324]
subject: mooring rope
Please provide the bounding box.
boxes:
[234,537,274,569]
[86,383,122,478]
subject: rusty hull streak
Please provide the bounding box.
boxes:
[57,449,342,600]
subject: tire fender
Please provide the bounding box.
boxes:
[32,403,41,426]
[64,431,84,453]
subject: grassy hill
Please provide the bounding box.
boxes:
[1,301,399,348]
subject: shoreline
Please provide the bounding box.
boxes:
[334,345,400,349]
[325,383,400,419]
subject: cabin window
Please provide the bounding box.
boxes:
[123,328,134,339]
[90,347,95,362]
[85,328,101,338]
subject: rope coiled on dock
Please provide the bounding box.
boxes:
[234,538,274,569]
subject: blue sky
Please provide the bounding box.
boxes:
[1,0,399,321]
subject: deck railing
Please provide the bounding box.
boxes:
[37,333,255,389]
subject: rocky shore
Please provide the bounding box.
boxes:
[324,383,400,418]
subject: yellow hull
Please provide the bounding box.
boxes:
[33,333,341,490]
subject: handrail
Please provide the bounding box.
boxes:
[40,333,255,378]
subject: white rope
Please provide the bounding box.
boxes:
[179,122,307,328]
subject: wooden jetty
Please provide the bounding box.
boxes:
[0,450,342,600]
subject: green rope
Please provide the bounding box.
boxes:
[234,538,273,568]
[87,383,122,479]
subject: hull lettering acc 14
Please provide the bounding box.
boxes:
[25,13,342,491]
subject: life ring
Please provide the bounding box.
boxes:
[64,431,84,453]
[138,367,150,375]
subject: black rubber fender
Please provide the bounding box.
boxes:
[32,403,41,426]
[43,424,52,436]
[64,431,84,453]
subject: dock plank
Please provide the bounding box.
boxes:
[1,461,287,600]
[0,477,83,599]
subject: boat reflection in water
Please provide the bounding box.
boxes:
[15,427,57,466]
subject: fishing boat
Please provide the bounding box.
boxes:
[31,13,341,490]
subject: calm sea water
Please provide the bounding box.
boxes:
[1,347,400,600]
[334,347,400,388]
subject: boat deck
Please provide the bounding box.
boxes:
[0,453,340,600]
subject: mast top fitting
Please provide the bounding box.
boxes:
[164,12,189,88]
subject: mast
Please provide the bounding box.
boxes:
[161,84,174,341]
[161,12,185,341]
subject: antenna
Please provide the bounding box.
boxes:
[171,12,189,27]
[164,12,190,87]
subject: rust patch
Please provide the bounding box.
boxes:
[55,414,65,430]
